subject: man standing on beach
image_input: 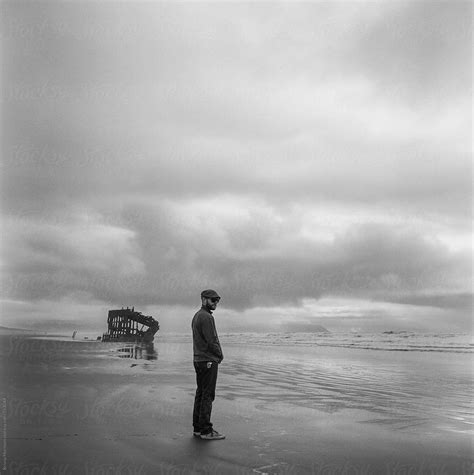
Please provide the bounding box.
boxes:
[192,289,225,440]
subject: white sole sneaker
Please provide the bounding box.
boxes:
[200,431,225,440]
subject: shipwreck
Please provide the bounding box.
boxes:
[101,307,160,342]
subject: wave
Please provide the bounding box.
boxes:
[216,332,474,354]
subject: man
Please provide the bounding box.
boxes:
[192,289,225,440]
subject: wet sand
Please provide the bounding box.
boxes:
[1,334,472,474]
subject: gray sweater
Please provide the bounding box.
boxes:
[192,306,224,363]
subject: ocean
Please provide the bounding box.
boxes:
[171,330,474,353]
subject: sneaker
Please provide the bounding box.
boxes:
[200,430,225,440]
[193,431,201,437]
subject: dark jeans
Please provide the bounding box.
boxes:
[193,361,218,434]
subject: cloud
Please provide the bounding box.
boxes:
[3,197,470,314]
[345,2,471,103]
[1,2,471,331]
[2,214,145,300]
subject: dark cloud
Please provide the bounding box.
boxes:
[3,204,470,314]
[388,293,473,311]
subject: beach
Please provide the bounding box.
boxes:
[1,333,472,474]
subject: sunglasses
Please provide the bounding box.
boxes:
[209,297,220,303]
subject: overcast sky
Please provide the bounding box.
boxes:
[1,2,472,334]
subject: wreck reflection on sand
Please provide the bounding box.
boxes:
[117,342,157,360]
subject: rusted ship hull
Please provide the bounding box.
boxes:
[101,307,159,342]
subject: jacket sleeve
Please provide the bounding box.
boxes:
[200,315,224,361]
